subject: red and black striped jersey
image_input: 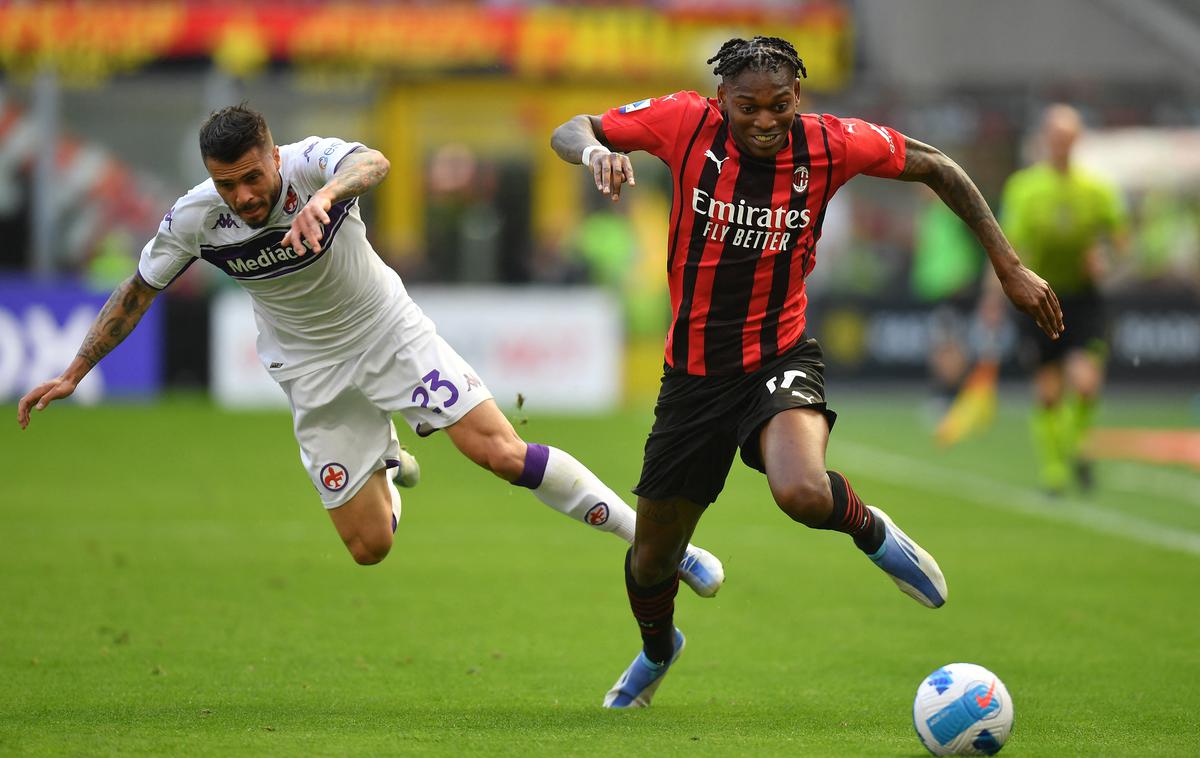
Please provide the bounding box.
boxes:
[600,91,907,376]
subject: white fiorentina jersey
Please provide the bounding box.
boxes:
[138,137,430,381]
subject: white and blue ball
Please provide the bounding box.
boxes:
[913,663,1013,756]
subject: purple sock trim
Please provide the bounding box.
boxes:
[391,514,398,534]
[513,443,550,489]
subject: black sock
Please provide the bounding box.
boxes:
[624,549,679,665]
[821,471,885,554]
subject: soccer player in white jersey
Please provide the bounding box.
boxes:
[16,103,723,596]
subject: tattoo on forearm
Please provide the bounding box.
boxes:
[77,277,153,368]
[326,152,389,202]
[900,138,1010,260]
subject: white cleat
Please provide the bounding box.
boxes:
[867,506,947,608]
[678,545,725,598]
[392,448,421,489]
[603,628,686,709]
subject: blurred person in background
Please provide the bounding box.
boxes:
[999,103,1128,493]
[553,36,1062,709]
[910,187,985,421]
[17,104,725,598]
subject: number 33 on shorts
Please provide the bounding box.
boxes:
[411,369,459,415]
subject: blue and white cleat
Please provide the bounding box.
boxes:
[391,448,421,489]
[679,545,725,598]
[867,506,947,608]
[603,628,686,709]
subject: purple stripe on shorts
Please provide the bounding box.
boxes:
[513,443,549,489]
[391,514,398,534]
[385,458,401,470]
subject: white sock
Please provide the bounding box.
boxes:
[518,444,637,543]
[388,480,402,533]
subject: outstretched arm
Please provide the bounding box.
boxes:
[17,273,159,429]
[282,148,391,254]
[551,115,636,201]
[898,136,1063,339]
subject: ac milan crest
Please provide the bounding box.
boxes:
[792,165,809,193]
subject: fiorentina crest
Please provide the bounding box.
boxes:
[284,185,300,214]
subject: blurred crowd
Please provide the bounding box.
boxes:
[2,88,1198,313]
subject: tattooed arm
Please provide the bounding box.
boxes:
[17,274,159,429]
[281,148,391,254]
[897,136,1063,339]
[551,115,636,201]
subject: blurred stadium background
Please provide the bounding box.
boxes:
[1,0,1197,410]
[2,1,1199,756]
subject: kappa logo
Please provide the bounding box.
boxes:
[211,213,240,230]
[585,502,610,526]
[792,165,809,192]
[284,185,299,214]
[163,206,175,230]
[320,462,348,491]
[704,149,729,173]
[302,141,317,162]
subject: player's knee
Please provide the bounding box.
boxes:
[345,532,393,566]
[630,543,682,586]
[772,477,832,527]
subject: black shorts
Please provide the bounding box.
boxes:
[633,335,837,507]
[1020,290,1107,367]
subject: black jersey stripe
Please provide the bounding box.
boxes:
[702,150,779,373]
[812,118,835,243]
[668,121,727,372]
[667,111,714,275]
[759,117,813,361]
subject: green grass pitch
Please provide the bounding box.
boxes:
[3,389,1198,756]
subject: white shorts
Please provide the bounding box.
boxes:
[278,330,492,508]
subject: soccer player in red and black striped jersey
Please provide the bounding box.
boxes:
[552,36,1063,709]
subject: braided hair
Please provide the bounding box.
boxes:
[707,36,807,80]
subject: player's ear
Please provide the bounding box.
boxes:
[716,81,727,112]
[272,145,281,169]
[792,78,801,103]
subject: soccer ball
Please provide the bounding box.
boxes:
[913,663,1014,756]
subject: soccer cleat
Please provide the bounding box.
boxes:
[867,506,947,608]
[678,545,725,598]
[603,628,685,709]
[392,447,421,489]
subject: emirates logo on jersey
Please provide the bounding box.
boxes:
[692,187,812,252]
[284,185,299,214]
[793,165,809,193]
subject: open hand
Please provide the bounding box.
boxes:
[17,375,77,429]
[998,264,1064,339]
[591,151,636,202]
